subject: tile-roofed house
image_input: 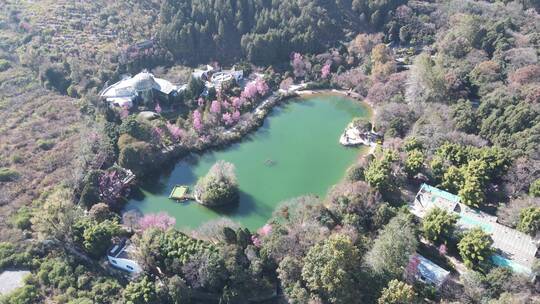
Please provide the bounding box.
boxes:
[410,184,538,277]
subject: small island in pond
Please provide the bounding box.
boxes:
[340,117,381,147]
[194,160,240,207]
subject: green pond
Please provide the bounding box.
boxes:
[126,94,370,231]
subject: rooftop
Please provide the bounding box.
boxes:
[413,254,450,287]
[410,184,538,275]
[108,238,137,260]
[100,71,179,102]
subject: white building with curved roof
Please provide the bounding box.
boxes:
[100,71,180,108]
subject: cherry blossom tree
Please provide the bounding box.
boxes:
[222,99,231,110]
[232,110,240,122]
[258,224,272,236]
[193,109,203,132]
[138,212,176,231]
[321,63,331,79]
[255,78,269,96]
[438,244,448,255]
[153,127,165,142]
[166,122,184,141]
[292,52,310,78]
[98,170,130,206]
[222,112,234,126]
[210,100,221,114]
[232,97,244,109]
[241,78,269,100]
[241,81,259,100]
[251,224,273,247]
[280,77,294,91]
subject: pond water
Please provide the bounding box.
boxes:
[125,94,370,231]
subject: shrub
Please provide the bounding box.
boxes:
[530,179,540,197]
[346,164,365,181]
[118,142,160,175]
[458,228,494,270]
[195,161,239,207]
[0,168,20,182]
[301,234,362,303]
[405,149,425,176]
[0,59,11,72]
[517,207,540,235]
[11,206,33,230]
[78,184,101,209]
[117,134,139,151]
[36,139,55,150]
[378,279,416,304]
[422,207,459,244]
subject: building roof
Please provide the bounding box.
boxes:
[410,184,538,276]
[109,239,139,260]
[108,238,127,258]
[100,71,179,101]
[413,254,450,287]
[410,183,460,217]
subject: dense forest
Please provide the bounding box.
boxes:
[158,0,406,65]
[0,0,539,303]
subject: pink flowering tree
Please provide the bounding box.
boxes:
[232,97,244,109]
[321,63,331,79]
[222,99,231,110]
[210,100,221,114]
[98,170,129,206]
[404,255,420,283]
[138,212,176,231]
[280,77,294,91]
[258,224,272,236]
[193,109,203,132]
[198,97,205,108]
[153,127,165,143]
[291,52,311,78]
[255,78,269,96]
[232,110,240,122]
[222,112,234,126]
[166,122,184,142]
[251,224,273,247]
[241,78,269,101]
[241,80,259,100]
[438,244,447,255]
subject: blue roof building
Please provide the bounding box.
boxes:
[411,254,450,288]
[410,184,538,277]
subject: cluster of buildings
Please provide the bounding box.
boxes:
[410,184,539,279]
[99,65,244,111]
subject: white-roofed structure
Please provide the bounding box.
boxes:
[107,238,142,274]
[100,71,180,109]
